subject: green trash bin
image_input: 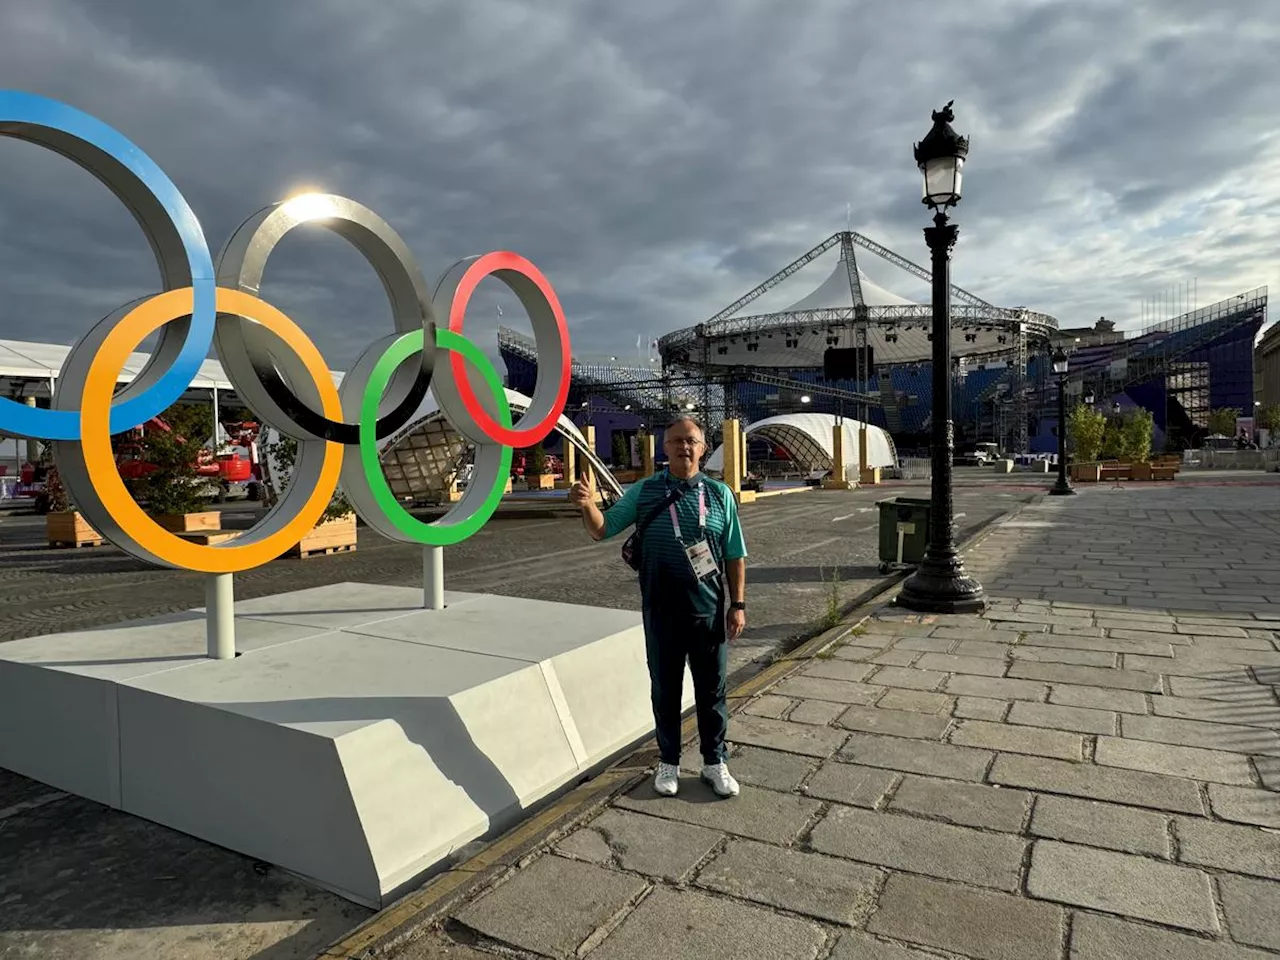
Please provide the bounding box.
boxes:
[877,497,932,573]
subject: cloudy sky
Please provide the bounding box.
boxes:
[1,0,1276,375]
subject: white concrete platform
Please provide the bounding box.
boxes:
[0,583,690,907]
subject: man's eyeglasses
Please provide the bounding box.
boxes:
[667,438,704,447]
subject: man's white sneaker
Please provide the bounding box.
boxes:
[653,761,680,796]
[701,762,740,798]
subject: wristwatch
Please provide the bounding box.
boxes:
[730,601,746,611]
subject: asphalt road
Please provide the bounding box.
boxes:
[0,478,1039,674]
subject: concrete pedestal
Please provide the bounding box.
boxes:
[0,583,691,908]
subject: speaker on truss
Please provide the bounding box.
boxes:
[823,346,875,381]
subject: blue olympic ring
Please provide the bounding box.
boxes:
[0,90,215,439]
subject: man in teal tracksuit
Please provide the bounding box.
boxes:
[570,415,748,798]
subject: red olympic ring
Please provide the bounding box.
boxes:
[447,251,571,449]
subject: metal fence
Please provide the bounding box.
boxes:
[896,457,933,481]
[1183,448,1280,471]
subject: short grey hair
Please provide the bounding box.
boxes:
[664,415,706,440]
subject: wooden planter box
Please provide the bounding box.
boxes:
[47,511,104,548]
[524,473,556,491]
[288,513,357,559]
[1099,463,1132,482]
[1070,463,1102,483]
[154,511,222,533]
[1131,462,1153,481]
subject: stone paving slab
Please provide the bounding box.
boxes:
[694,838,881,926]
[835,704,951,740]
[454,855,648,958]
[867,873,1064,960]
[1121,713,1280,756]
[1218,875,1280,952]
[1027,839,1218,933]
[1007,660,1163,692]
[809,804,1027,891]
[772,674,885,704]
[874,688,952,715]
[1175,816,1280,881]
[1207,783,1280,828]
[950,718,1084,760]
[888,774,1030,833]
[989,752,1205,813]
[1095,735,1257,786]
[587,887,827,960]
[1006,700,1118,735]
[728,714,850,758]
[1069,910,1276,959]
[1048,683,1148,713]
[827,931,944,960]
[799,658,877,684]
[955,695,1010,720]
[555,808,724,882]
[1030,794,1170,857]
[837,732,994,781]
[944,673,1049,702]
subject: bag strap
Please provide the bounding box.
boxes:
[635,484,687,539]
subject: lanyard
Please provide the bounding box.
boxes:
[669,484,706,543]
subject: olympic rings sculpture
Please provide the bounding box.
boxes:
[1,91,572,573]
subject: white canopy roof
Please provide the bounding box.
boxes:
[783,254,918,312]
[0,338,344,395]
[706,412,896,474]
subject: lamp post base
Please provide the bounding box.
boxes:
[1048,481,1076,496]
[897,559,987,615]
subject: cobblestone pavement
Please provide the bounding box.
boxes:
[0,482,1035,960]
[386,477,1280,960]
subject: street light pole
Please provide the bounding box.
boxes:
[898,101,985,615]
[1049,346,1074,495]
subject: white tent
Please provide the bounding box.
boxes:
[782,253,919,311]
[705,412,896,476]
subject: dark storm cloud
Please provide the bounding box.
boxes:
[1,0,1276,372]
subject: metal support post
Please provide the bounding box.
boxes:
[424,545,445,610]
[898,210,986,614]
[205,573,236,659]
[1050,374,1075,495]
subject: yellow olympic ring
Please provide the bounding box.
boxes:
[77,288,344,573]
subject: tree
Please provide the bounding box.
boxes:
[611,431,629,468]
[1067,404,1106,462]
[1207,407,1241,437]
[529,442,548,476]
[129,403,212,516]
[267,435,353,523]
[1119,408,1154,462]
[1257,404,1280,434]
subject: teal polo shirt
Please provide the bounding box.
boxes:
[602,470,747,617]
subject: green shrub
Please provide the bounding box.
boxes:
[1067,403,1106,462]
[268,435,352,522]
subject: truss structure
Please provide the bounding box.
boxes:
[654,230,1056,450]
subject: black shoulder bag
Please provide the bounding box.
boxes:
[621,486,687,571]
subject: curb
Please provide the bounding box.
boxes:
[311,497,1036,959]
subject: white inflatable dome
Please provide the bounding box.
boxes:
[706,413,896,475]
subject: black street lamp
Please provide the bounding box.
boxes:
[1049,346,1074,495]
[898,101,986,615]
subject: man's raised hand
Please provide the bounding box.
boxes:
[569,468,596,508]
